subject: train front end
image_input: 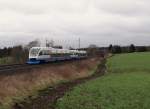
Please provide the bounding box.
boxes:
[27,47,41,64]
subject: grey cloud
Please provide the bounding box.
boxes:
[94,0,150,16]
[0,0,150,48]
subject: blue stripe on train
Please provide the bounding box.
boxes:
[27,56,86,64]
[27,60,41,64]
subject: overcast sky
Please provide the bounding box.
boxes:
[0,0,150,48]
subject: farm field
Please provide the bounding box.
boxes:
[56,52,150,109]
[107,52,150,73]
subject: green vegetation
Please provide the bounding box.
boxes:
[0,57,13,65]
[56,52,150,109]
[107,52,150,73]
[56,72,150,109]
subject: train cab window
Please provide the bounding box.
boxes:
[39,52,43,56]
[30,48,40,56]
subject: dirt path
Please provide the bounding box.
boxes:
[12,58,106,109]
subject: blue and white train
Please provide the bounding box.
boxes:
[27,47,87,64]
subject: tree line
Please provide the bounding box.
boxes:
[108,44,150,54]
[0,46,28,64]
[0,40,150,64]
[0,39,40,64]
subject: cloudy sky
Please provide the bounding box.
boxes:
[0,0,150,48]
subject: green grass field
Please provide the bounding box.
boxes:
[56,52,150,109]
[107,52,150,73]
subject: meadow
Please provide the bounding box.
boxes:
[56,52,150,109]
[107,52,150,73]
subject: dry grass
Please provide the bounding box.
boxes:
[0,58,101,109]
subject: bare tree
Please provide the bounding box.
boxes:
[26,39,41,49]
[11,45,28,64]
[46,39,54,47]
[129,44,135,53]
[87,44,99,56]
[88,44,97,48]
[69,46,74,50]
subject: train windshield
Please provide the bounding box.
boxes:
[30,48,40,56]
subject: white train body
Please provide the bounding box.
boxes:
[27,47,87,64]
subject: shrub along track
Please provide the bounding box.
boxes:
[12,57,106,109]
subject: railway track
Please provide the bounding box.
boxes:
[0,59,87,74]
[0,64,33,73]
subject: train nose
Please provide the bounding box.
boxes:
[27,58,40,64]
[29,58,37,61]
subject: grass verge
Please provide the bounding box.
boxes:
[0,58,100,109]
